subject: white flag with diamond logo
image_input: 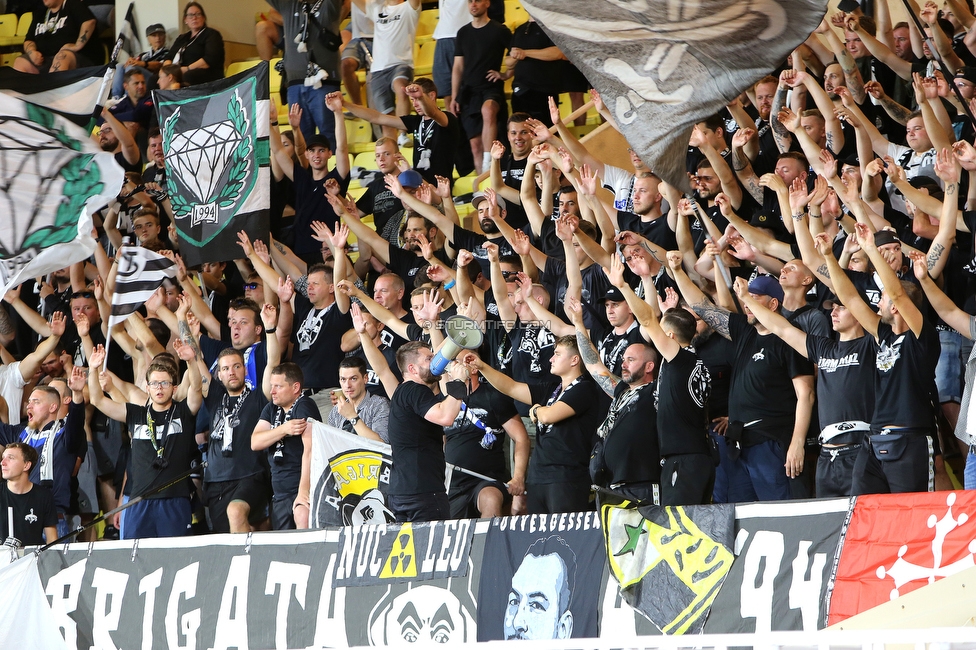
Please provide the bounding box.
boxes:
[0,94,125,295]
[154,63,270,266]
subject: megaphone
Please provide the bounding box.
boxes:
[430,315,484,376]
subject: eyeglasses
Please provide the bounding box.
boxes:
[148,380,173,388]
[243,283,260,290]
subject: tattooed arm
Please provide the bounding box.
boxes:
[770,78,793,154]
[576,328,619,397]
[731,145,763,203]
[668,252,732,340]
[926,166,959,280]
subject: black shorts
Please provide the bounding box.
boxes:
[271,492,298,530]
[205,473,270,533]
[660,454,715,506]
[525,481,591,515]
[459,85,508,139]
[448,475,509,518]
[390,492,450,523]
[92,421,123,477]
[816,444,860,498]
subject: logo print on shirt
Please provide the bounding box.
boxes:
[297,307,326,351]
[752,348,765,362]
[876,335,905,373]
[24,508,38,524]
[687,360,710,408]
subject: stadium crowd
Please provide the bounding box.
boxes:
[4,0,976,544]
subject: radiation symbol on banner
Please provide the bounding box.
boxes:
[380,523,418,579]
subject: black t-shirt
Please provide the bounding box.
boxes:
[728,313,814,432]
[168,26,225,83]
[527,378,602,484]
[203,384,268,482]
[401,113,460,185]
[386,244,430,289]
[542,257,612,331]
[292,165,350,256]
[0,482,57,547]
[655,347,711,456]
[873,320,941,429]
[451,228,515,278]
[510,20,561,95]
[617,211,678,252]
[497,153,530,230]
[291,297,353,390]
[806,334,876,427]
[600,382,660,486]
[29,0,102,62]
[259,396,320,496]
[455,20,511,92]
[694,330,735,418]
[356,174,401,235]
[596,321,644,377]
[444,382,517,483]
[388,381,448,496]
[346,343,401,398]
[689,206,730,255]
[125,401,199,500]
[494,319,556,416]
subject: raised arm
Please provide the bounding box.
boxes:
[667,251,731,340]
[814,231,880,337]
[18,312,65,380]
[461,352,532,405]
[86,345,128,422]
[732,278,809,357]
[326,92,350,179]
[566,296,619,397]
[909,250,971,336]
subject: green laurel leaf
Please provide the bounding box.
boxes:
[215,92,251,208]
[161,107,192,218]
[21,155,103,249]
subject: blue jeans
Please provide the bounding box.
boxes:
[120,496,191,539]
[432,38,456,97]
[965,451,976,490]
[287,81,340,149]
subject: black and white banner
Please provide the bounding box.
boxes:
[108,246,178,330]
[520,0,825,191]
[703,498,851,633]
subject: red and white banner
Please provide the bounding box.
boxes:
[828,491,976,625]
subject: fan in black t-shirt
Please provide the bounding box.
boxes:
[386,342,464,523]
[0,443,58,547]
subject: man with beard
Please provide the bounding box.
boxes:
[201,345,271,534]
[0,366,86,538]
[338,273,413,356]
[743,75,784,175]
[670,252,815,503]
[573,300,661,506]
[504,536,577,640]
[331,191,448,291]
[95,105,142,173]
[387,341,464,522]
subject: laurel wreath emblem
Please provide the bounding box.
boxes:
[162,90,252,219]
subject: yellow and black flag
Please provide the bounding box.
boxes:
[602,502,734,635]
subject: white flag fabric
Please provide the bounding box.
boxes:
[108,247,178,331]
[521,0,826,191]
[112,3,140,64]
[0,554,72,650]
[0,94,124,296]
[0,65,114,128]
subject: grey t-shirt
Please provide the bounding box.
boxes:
[269,0,343,81]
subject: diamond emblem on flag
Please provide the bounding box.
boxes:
[168,120,241,203]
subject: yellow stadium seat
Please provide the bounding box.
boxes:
[346,118,374,154]
[0,13,21,47]
[0,52,17,67]
[417,9,439,36]
[327,153,354,172]
[413,40,436,77]
[506,1,528,25]
[452,172,480,197]
[353,149,378,170]
[225,59,261,78]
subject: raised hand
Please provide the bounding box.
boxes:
[260,302,278,330]
[331,223,351,251]
[414,289,444,325]
[278,275,295,303]
[732,276,750,300]
[237,230,255,257]
[287,104,303,130]
[416,232,435,261]
[252,239,271,265]
[661,286,680,312]
[565,295,584,326]
[456,249,475,268]
[759,173,787,193]
[351,302,366,334]
[813,232,833,257]
[666,250,683,272]
[89,344,106,368]
[325,91,344,113]
[548,95,561,126]
[49,311,66,337]
[516,272,534,300]
[789,176,810,212]
[175,293,192,320]
[908,249,929,281]
[483,240,500,263]
[426,263,450,283]
[809,175,830,207]
[434,175,451,199]
[324,178,341,196]
[490,140,506,160]
[578,163,598,196]
[952,139,976,171]
[776,107,800,133]
[935,147,961,185]
[384,172,404,198]
[67,365,87,392]
[310,220,335,244]
[731,127,756,150]
[604,254,626,288]
[509,229,532,256]
[863,80,885,100]
[74,312,90,337]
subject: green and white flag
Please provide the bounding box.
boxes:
[154,62,271,267]
[0,94,124,295]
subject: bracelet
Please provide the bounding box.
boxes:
[443,279,456,290]
[265,327,277,334]
[791,212,804,221]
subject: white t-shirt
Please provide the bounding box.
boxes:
[885,143,939,216]
[433,0,471,40]
[0,362,27,426]
[369,0,420,72]
[603,164,636,212]
[349,4,374,39]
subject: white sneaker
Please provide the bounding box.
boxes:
[398,132,414,147]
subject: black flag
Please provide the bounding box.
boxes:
[522,0,826,190]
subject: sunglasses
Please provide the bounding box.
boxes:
[501,271,519,280]
[71,291,95,299]
[243,283,260,291]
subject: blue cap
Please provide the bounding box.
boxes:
[748,275,784,302]
[398,169,423,189]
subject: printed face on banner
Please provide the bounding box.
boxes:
[477,513,604,642]
[368,584,476,646]
[504,550,575,640]
[313,448,395,527]
[159,78,257,247]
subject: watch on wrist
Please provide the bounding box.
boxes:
[348,416,360,426]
